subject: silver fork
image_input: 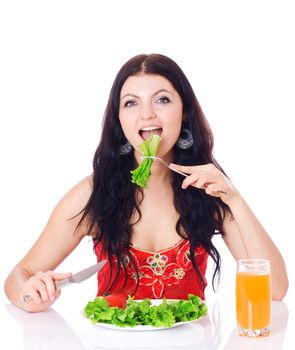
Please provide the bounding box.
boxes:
[141,156,188,177]
[142,156,228,194]
[142,156,227,194]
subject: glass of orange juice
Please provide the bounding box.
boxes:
[236,259,271,337]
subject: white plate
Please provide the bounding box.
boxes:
[87,299,205,331]
[94,319,196,331]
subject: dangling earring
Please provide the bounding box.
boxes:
[176,128,194,150]
[119,140,133,155]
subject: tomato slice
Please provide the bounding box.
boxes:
[105,294,127,308]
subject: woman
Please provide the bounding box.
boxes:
[4,54,288,312]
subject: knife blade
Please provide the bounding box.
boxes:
[55,260,107,288]
[23,260,107,303]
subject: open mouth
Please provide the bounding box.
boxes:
[139,126,163,141]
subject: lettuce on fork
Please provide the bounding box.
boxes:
[130,134,161,189]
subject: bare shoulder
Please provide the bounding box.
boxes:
[63,174,93,201]
[16,174,95,273]
[54,174,93,217]
[36,174,94,244]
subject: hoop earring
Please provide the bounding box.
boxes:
[176,128,194,150]
[119,141,133,155]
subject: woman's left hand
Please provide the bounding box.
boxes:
[169,163,238,204]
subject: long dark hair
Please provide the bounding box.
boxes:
[77,54,231,293]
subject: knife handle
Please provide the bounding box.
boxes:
[55,277,72,288]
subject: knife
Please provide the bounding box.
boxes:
[23,260,107,303]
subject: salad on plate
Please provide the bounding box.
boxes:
[83,293,207,329]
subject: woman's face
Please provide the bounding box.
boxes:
[119,73,183,162]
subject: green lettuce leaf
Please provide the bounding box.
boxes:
[130,134,161,189]
[84,294,207,328]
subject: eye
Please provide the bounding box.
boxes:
[156,96,171,104]
[123,100,138,108]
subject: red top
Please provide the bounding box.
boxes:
[94,239,208,300]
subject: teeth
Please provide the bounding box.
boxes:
[140,126,162,131]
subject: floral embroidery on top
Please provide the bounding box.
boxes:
[173,267,185,279]
[127,240,194,299]
[94,238,208,301]
[146,253,168,275]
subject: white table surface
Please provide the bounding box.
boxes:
[1,291,291,350]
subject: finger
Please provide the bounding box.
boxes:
[33,274,51,302]
[205,184,227,197]
[170,163,197,175]
[47,271,72,281]
[170,163,214,175]
[181,173,200,189]
[194,178,208,190]
[22,286,42,304]
[46,271,72,300]
[24,271,69,304]
[40,271,58,302]
[24,278,49,304]
[182,172,212,190]
[55,288,61,299]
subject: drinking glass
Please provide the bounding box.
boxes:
[236,259,271,337]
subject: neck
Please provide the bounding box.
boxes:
[149,162,172,185]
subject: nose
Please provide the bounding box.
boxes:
[140,102,156,120]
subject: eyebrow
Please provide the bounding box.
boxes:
[121,89,173,100]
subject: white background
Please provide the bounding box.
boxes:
[0,0,294,322]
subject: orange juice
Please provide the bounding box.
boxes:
[236,271,271,330]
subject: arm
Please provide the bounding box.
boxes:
[221,196,288,300]
[4,175,93,312]
[170,163,289,300]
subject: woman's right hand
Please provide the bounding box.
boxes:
[21,271,72,312]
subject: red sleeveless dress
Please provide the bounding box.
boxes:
[94,239,208,300]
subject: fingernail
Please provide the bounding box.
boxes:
[50,295,55,302]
